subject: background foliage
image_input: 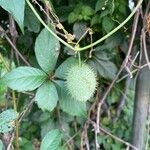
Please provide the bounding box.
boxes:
[0,0,148,150]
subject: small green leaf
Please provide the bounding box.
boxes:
[59,89,87,117]
[55,5,74,22]
[91,15,100,25]
[40,129,61,150]
[95,33,123,51]
[95,0,106,12]
[2,67,47,91]
[55,57,78,79]
[0,0,25,32]
[56,81,87,117]
[0,109,17,133]
[88,53,117,80]
[35,28,60,73]
[35,81,58,111]
[81,6,94,16]
[19,137,34,150]
[24,5,41,33]
[63,46,76,55]
[41,119,56,139]
[100,10,110,18]
[102,17,115,33]
[73,22,87,40]
[68,12,78,24]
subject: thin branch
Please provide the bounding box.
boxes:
[99,125,138,150]
[96,8,140,141]
[9,16,19,150]
[0,53,9,71]
[80,123,90,150]
[117,60,150,82]
[6,132,15,150]
[141,0,150,69]
[113,77,131,123]
[9,15,20,66]
[18,98,34,123]
[142,30,150,69]
[64,130,81,147]
[0,26,31,66]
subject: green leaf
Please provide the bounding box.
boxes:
[97,33,123,51]
[2,67,47,91]
[41,119,56,139]
[68,12,78,24]
[55,5,74,22]
[118,2,128,16]
[19,137,34,150]
[91,15,100,26]
[38,112,52,123]
[40,129,61,150]
[102,17,115,33]
[100,10,110,18]
[59,89,87,117]
[95,0,106,12]
[55,57,78,79]
[81,6,94,16]
[0,0,25,32]
[55,81,86,117]
[24,5,41,33]
[58,146,67,150]
[35,28,60,73]
[73,22,87,40]
[63,46,76,56]
[0,109,17,133]
[94,33,123,52]
[0,140,4,150]
[90,59,117,80]
[35,81,58,111]
[88,53,117,80]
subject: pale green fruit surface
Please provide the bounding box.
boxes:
[66,64,97,102]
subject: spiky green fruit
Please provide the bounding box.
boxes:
[66,64,97,102]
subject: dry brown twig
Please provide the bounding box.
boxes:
[32,0,75,42]
[142,1,150,70]
[0,25,31,66]
[89,120,138,150]
[98,125,138,150]
[80,8,141,150]
[96,8,140,146]
[8,16,19,150]
[1,1,144,150]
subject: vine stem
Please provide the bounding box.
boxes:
[26,0,143,51]
[0,53,19,149]
[0,54,9,71]
[12,91,19,150]
[9,15,20,150]
[26,0,74,51]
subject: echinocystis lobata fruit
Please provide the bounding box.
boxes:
[66,63,97,102]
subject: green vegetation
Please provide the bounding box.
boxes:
[0,0,149,150]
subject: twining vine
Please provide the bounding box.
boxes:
[26,0,143,52]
